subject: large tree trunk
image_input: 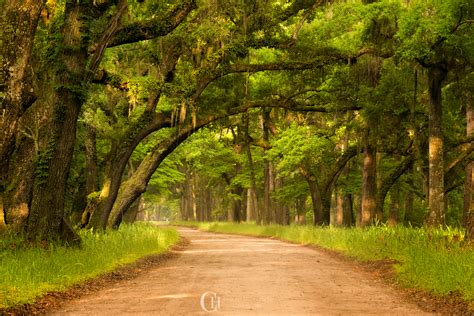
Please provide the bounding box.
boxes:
[110,126,204,228]
[360,142,377,226]
[27,1,128,241]
[425,67,447,227]
[3,135,36,229]
[375,155,415,221]
[86,113,172,229]
[86,141,146,229]
[0,0,43,180]
[464,92,474,239]
[122,197,144,224]
[26,2,87,242]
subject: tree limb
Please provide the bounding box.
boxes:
[106,0,196,48]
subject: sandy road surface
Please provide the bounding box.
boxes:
[54,227,429,315]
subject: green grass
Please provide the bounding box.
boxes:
[174,221,474,302]
[0,223,180,309]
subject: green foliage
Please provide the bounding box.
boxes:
[34,133,58,186]
[179,222,474,301]
[395,0,474,63]
[0,224,179,309]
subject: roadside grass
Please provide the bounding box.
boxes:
[173,221,474,301]
[0,223,179,309]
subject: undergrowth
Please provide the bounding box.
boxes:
[0,223,179,309]
[173,221,474,302]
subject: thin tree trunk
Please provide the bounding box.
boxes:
[388,183,400,226]
[343,193,353,226]
[355,193,362,226]
[262,110,272,225]
[295,197,306,225]
[335,189,344,226]
[230,187,243,222]
[180,187,188,221]
[464,92,474,238]
[274,176,284,224]
[360,142,377,226]
[375,153,383,221]
[307,179,323,225]
[376,155,415,220]
[425,66,447,227]
[246,188,256,222]
[0,195,5,227]
[85,125,98,195]
[205,187,212,221]
[80,124,99,227]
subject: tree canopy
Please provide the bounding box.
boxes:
[0,0,473,242]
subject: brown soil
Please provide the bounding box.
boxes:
[2,227,471,315]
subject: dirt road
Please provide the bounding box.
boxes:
[55,227,429,315]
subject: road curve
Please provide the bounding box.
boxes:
[54,227,429,315]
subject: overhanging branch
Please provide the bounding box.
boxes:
[107,0,196,48]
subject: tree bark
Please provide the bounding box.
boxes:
[246,188,257,222]
[86,113,171,229]
[27,1,128,241]
[425,66,447,227]
[26,2,87,242]
[110,125,205,228]
[3,135,36,229]
[360,142,377,226]
[0,0,43,181]
[375,155,415,220]
[122,197,142,224]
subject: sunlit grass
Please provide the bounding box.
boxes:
[0,223,179,309]
[174,221,474,301]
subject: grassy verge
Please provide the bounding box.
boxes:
[0,223,179,309]
[173,221,474,302]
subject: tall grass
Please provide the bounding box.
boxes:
[175,221,474,301]
[0,224,179,309]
